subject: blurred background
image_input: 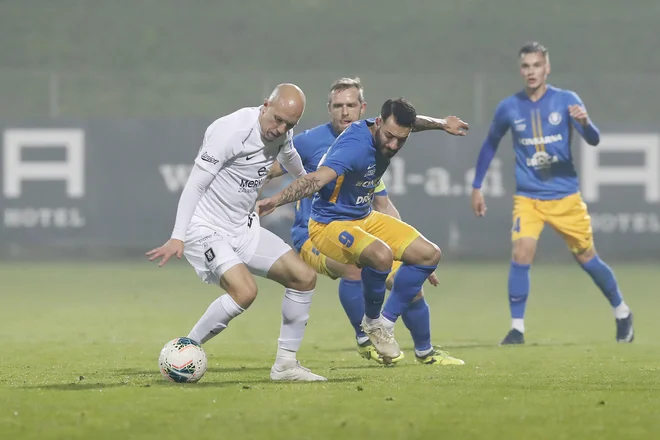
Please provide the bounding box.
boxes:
[1,0,658,262]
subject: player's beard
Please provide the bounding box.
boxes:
[374,130,397,158]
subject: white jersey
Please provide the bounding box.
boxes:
[170,107,305,241]
[192,107,291,234]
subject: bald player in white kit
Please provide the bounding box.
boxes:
[147,84,326,381]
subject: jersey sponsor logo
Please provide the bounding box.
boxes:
[526,151,559,170]
[548,112,562,125]
[515,123,526,132]
[519,134,563,146]
[355,194,374,205]
[201,152,219,164]
[245,154,256,161]
[239,177,266,193]
[354,179,379,188]
[257,166,268,177]
[365,163,377,178]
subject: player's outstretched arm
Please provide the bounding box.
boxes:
[412,115,469,136]
[256,166,338,217]
[147,164,215,267]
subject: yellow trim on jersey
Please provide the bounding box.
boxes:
[530,109,540,153]
[329,175,345,203]
[374,179,387,194]
[535,109,546,153]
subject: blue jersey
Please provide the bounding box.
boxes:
[311,119,389,224]
[480,85,600,200]
[290,123,336,251]
[290,122,387,251]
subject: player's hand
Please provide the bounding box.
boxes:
[569,105,589,126]
[443,116,469,136]
[256,198,277,217]
[146,239,184,267]
[471,188,487,217]
[427,272,439,287]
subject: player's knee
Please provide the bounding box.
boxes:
[225,281,258,308]
[288,264,317,291]
[512,239,536,264]
[362,242,393,272]
[418,242,441,267]
[574,246,596,265]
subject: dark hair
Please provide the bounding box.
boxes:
[519,41,548,58]
[380,98,416,128]
[328,77,365,104]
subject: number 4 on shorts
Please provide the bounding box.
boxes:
[512,217,521,233]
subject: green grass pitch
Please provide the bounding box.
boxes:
[1,261,659,439]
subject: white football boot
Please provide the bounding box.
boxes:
[270,361,327,381]
[360,316,402,363]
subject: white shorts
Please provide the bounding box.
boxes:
[184,213,292,285]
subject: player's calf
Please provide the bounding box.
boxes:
[382,264,436,327]
[576,248,633,341]
[267,250,322,375]
[187,264,256,344]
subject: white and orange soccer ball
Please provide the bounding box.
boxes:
[158,337,208,383]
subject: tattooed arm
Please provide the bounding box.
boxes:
[412,115,469,135]
[256,166,338,216]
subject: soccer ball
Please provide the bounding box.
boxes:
[158,337,208,383]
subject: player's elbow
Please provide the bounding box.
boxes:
[588,136,600,147]
[316,166,339,185]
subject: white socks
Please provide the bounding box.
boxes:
[508,304,631,336]
[511,318,525,333]
[188,294,244,344]
[187,288,315,371]
[614,302,631,319]
[274,288,314,369]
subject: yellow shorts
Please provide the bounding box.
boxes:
[308,211,421,266]
[299,238,403,284]
[512,192,593,253]
[298,239,336,279]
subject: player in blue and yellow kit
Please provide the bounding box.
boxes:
[272,77,468,365]
[259,98,465,364]
[471,42,634,345]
